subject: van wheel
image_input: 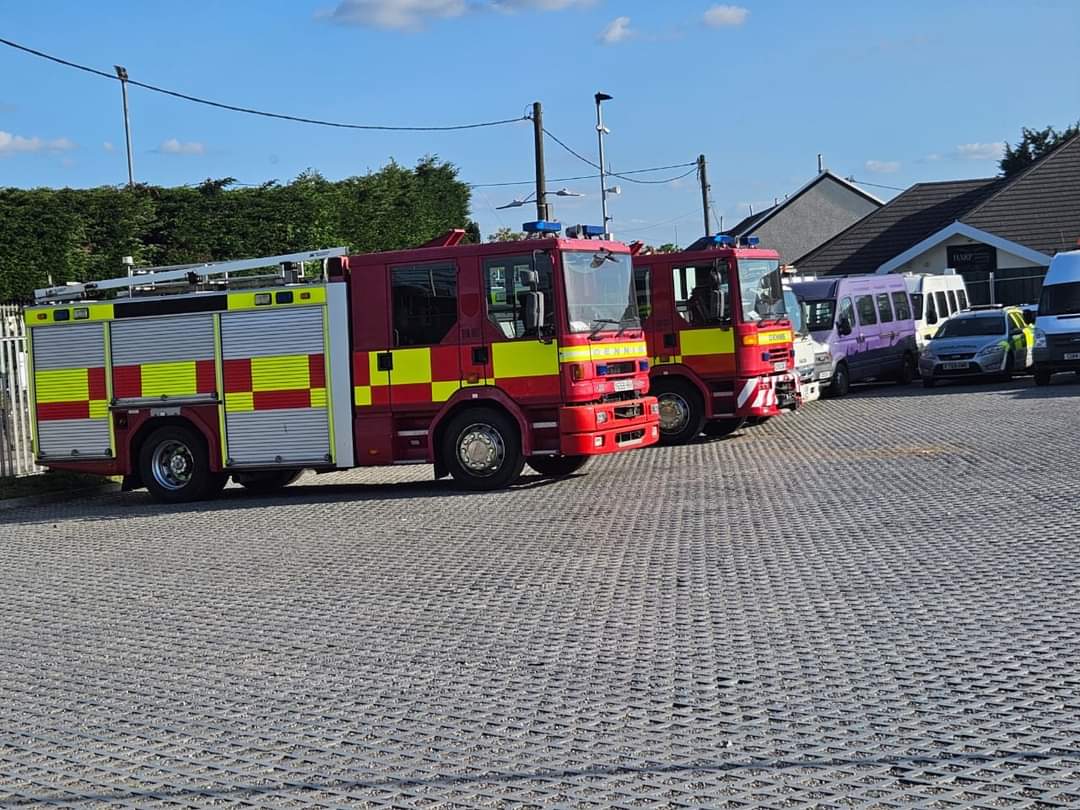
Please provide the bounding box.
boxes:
[703,418,746,438]
[528,455,590,478]
[233,469,303,493]
[652,379,705,445]
[1034,369,1052,386]
[826,362,850,398]
[896,353,915,385]
[139,424,226,503]
[442,407,525,491]
[922,377,937,389]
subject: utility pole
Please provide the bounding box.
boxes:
[115,65,135,187]
[595,92,613,238]
[697,154,711,237]
[531,101,550,223]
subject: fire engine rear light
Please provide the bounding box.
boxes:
[570,364,585,381]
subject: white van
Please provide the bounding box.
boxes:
[1033,250,1080,385]
[782,282,828,402]
[904,271,970,350]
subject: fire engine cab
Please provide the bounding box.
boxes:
[25,224,659,502]
[630,235,797,443]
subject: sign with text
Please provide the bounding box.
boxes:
[947,243,997,274]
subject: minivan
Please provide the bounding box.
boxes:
[789,275,918,396]
[905,272,970,351]
[1033,250,1080,385]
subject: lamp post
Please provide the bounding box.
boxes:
[594,92,613,238]
[114,65,135,187]
[496,188,583,211]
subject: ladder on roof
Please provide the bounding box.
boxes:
[33,247,349,304]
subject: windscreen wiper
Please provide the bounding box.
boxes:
[588,318,620,340]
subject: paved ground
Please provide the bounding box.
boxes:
[2,376,1080,809]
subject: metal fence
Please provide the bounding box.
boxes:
[0,305,39,477]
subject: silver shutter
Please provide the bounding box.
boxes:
[110,313,217,405]
[32,323,111,459]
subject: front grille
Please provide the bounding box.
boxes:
[940,353,975,361]
[1048,334,1080,349]
[616,429,645,445]
[614,403,643,420]
[768,347,792,362]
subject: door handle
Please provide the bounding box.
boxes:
[472,346,489,365]
[376,352,393,372]
[663,333,677,348]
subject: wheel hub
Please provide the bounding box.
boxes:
[658,393,689,433]
[458,424,505,476]
[151,440,194,491]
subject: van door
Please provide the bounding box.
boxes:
[835,295,858,377]
[875,291,900,373]
[852,293,881,380]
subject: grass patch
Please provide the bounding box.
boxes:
[0,471,111,501]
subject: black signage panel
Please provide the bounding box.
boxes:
[947,243,997,274]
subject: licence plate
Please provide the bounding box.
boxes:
[942,361,969,370]
[612,378,634,392]
[1065,352,1080,360]
[772,361,788,372]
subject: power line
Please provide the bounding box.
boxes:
[0,36,527,132]
[541,127,697,185]
[845,176,906,191]
[468,162,703,189]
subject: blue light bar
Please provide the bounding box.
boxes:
[713,235,736,247]
[739,236,761,247]
[581,225,606,237]
[523,220,561,234]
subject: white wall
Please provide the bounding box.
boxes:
[892,233,1045,274]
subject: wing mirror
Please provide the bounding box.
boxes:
[837,316,853,336]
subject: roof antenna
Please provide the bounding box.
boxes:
[817,153,824,173]
[748,204,753,216]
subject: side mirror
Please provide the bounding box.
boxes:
[523,290,544,334]
[837,317,852,336]
[1023,309,1036,325]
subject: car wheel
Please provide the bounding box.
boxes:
[442,407,525,491]
[652,379,705,445]
[1034,369,1052,386]
[922,377,937,389]
[896,353,915,385]
[527,455,590,478]
[1000,352,1015,381]
[138,424,226,503]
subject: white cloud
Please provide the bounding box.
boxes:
[160,138,206,156]
[703,4,748,27]
[865,159,900,174]
[955,142,1005,161]
[323,0,593,30]
[103,141,115,152]
[599,16,634,44]
[0,131,76,155]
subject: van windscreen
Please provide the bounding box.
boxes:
[1039,282,1080,317]
[804,299,835,332]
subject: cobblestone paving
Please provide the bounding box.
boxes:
[2,378,1080,808]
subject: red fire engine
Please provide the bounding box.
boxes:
[25,224,659,502]
[630,234,797,443]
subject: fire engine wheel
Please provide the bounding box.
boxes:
[528,455,590,478]
[139,424,225,503]
[652,380,705,445]
[232,469,303,493]
[443,407,525,491]
[703,417,746,438]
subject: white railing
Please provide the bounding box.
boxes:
[0,305,40,478]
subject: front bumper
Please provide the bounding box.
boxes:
[734,373,799,418]
[919,354,1005,379]
[558,396,660,455]
[1034,347,1080,372]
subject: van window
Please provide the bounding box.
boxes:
[935,291,949,317]
[838,297,855,330]
[947,290,958,313]
[891,291,912,320]
[957,289,968,310]
[910,292,924,320]
[673,263,731,326]
[633,267,652,319]
[1039,282,1080,317]
[926,293,938,325]
[876,293,894,323]
[855,295,877,326]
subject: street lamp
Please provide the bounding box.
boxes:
[595,92,613,238]
[114,65,135,187]
[496,188,583,210]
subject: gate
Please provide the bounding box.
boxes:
[0,305,40,477]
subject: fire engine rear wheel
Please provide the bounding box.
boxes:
[528,455,590,478]
[442,407,525,491]
[232,469,303,493]
[652,379,705,445]
[139,424,225,503]
[703,417,746,438]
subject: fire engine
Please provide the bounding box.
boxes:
[25,223,659,502]
[630,234,797,443]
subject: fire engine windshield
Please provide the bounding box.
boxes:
[738,259,786,322]
[563,250,640,333]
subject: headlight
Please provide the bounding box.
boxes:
[814,351,831,363]
[596,411,609,426]
[976,342,1005,358]
[1034,328,1047,348]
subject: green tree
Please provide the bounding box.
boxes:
[488,227,526,242]
[1000,123,1080,177]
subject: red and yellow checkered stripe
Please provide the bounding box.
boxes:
[114,359,217,400]
[223,353,326,411]
[34,366,108,421]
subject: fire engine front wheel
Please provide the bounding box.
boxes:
[138,424,225,503]
[528,455,590,478]
[652,379,705,445]
[442,407,526,491]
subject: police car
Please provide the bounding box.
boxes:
[919,306,1034,388]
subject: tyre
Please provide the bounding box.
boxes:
[896,353,915,385]
[138,424,226,503]
[528,455,590,478]
[703,418,746,438]
[1034,369,1052,386]
[922,376,937,389]
[826,362,850,398]
[652,379,705,445]
[442,407,525,491]
[232,468,303,493]
[999,352,1015,381]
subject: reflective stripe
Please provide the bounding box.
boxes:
[757,329,792,346]
[492,341,559,379]
[226,392,255,412]
[558,340,648,363]
[432,380,461,402]
[354,386,372,406]
[310,387,327,408]
[251,354,310,391]
[652,354,683,365]
[391,347,433,385]
[140,360,197,398]
[35,368,89,403]
[680,328,735,357]
[737,378,758,408]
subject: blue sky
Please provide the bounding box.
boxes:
[1,0,1078,246]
